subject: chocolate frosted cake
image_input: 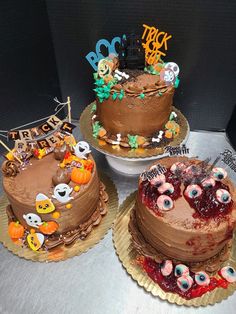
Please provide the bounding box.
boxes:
[91,34,181,149]
[129,157,236,299]
[2,137,108,251]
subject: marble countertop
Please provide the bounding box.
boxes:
[0,130,236,314]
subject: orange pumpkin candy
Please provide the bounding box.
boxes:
[8,221,24,239]
[39,221,59,235]
[71,168,91,184]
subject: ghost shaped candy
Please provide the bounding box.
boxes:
[73,141,91,160]
[36,193,55,214]
[52,183,73,204]
[23,213,43,228]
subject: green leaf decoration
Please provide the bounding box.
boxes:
[95,78,105,87]
[91,103,97,113]
[127,134,138,149]
[139,93,145,99]
[92,121,102,138]
[158,91,163,96]
[169,112,175,121]
[112,92,117,100]
[174,77,180,88]
[93,73,98,80]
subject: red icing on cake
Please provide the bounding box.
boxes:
[142,258,229,300]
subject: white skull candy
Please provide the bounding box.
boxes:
[23,213,43,228]
[73,141,91,159]
[165,62,180,77]
[52,183,73,204]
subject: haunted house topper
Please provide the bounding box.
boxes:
[117,34,145,70]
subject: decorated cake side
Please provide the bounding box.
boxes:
[1,134,108,251]
[91,29,181,149]
[129,156,236,299]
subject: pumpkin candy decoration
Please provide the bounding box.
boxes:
[39,221,59,235]
[71,167,92,185]
[8,221,24,239]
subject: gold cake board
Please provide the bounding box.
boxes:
[80,102,189,159]
[113,192,236,306]
[0,172,118,262]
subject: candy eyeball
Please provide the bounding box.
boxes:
[174,264,190,277]
[156,195,173,211]
[216,189,231,204]
[219,266,236,283]
[160,260,173,276]
[170,162,186,174]
[195,271,210,286]
[177,275,193,292]
[212,167,227,181]
[184,185,202,199]
[201,178,216,189]
[158,182,174,195]
[150,174,166,187]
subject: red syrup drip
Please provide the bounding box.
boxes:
[142,258,229,300]
[185,181,233,219]
[140,169,182,214]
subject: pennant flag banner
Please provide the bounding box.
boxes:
[0,97,77,159]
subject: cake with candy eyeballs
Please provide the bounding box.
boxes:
[2,136,108,252]
[91,34,181,149]
[129,156,236,299]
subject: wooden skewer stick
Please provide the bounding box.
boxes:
[0,140,22,164]
[67,96,71,123]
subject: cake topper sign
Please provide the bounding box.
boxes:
[140,164,167,181]
[142,24,172,65]
[165,144,190,157]
[220,149,236,173]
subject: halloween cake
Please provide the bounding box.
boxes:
[2,137,108,251]
[91,34,181,149]
[129,156,236,299]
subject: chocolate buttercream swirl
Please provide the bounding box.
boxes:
[2,160,19,177]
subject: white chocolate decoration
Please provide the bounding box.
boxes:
[73,141,91,159]
[165,62,180,77]
[160,68,176,85]
[152,137,160,143]
[52,183,74,204]
[23,213,43,228]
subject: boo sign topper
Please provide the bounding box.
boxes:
[85,37,121,71]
